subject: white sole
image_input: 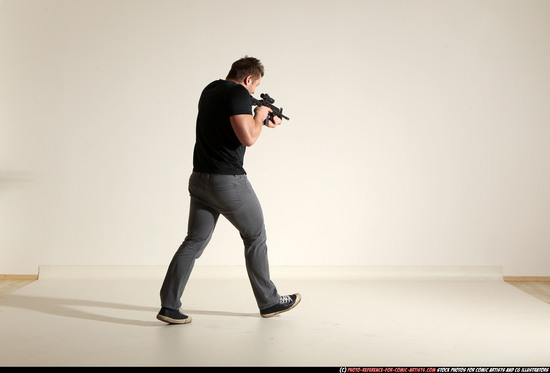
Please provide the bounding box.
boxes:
[156,314,192,324]
[260,293,302,318]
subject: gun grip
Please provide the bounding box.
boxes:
[263,113,273,126]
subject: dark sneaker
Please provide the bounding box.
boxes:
[260,293,301,318]
[156,307,192,324]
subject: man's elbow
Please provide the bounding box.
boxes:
[242,137,257,147]
[240,130,260,147]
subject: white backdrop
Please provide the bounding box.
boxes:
[2,0,549,275]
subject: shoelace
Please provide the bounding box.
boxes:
[173,308,187,317]
[279,295,292,304]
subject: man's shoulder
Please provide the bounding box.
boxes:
[224,80,249,96]
[199,79,250,114]
[202,80,247,96]
[203,79,226,91]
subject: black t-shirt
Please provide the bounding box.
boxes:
[192,80,252,175]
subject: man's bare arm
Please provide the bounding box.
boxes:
[230,106,280,147]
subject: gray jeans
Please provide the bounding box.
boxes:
[160,172,280,310]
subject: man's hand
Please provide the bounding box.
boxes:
[254,105,271,124]
[265,113,282,128]
[254,106,281,128]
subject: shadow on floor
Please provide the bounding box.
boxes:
[1,294,258,326]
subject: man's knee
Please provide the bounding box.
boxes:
[242,229,267,256]
[176,236,210,259]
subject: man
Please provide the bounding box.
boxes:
[157,56,301,324]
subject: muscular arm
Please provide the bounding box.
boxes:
[230,114,264,147]
[230,106,281,147]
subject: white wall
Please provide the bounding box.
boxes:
[2,0,549,275]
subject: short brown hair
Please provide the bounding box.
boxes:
[226,56,264,82]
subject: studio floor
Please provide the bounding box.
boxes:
[1,266,549,367]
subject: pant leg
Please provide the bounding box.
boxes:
[214,174,280,310]
[160,172,279,310]
[159,175,220,309]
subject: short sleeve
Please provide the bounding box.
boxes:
[227,84,252,116]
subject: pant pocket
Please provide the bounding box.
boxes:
[210,181,242,213]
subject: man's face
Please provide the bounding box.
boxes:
[243,75,261,94]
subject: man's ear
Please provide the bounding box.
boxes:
[243,75,253,86]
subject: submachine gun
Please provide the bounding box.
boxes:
[250,93,290,125]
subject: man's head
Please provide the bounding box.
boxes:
[226,56,264,94]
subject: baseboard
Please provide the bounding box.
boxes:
[3,269,547,282]
[504,276,550,282]
[0,274,39,280]
[35,265,505,281]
